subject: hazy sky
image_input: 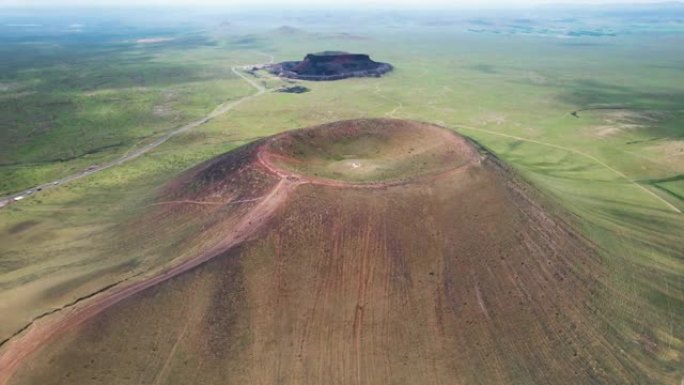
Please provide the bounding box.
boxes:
[0,0,676,7]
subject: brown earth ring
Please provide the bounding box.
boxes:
[256,119,482,188]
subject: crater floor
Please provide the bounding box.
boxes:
[260,119,479,183]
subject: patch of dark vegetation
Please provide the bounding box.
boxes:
[52,142,125,163]
[0,256,28,273]
[267,51,393,81]
[652,184,684,203]
[7,220,40,234]
[545,79,684,139]
[639,174,684,184]
[569,106,641,118]
[230,35,261,48]
[276,85,310,94]
[626,137,664,145]
[467,64,498,74]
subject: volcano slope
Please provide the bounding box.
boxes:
[3,119,639,384]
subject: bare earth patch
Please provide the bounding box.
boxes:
[653,140,684,158]
[592,109,666,138]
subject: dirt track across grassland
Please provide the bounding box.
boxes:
[0,54,275,209]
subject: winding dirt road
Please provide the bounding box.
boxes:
[0,55,274,209]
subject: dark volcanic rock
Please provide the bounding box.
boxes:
[267,51,393,81]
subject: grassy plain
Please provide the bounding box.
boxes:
[0,6,683,383]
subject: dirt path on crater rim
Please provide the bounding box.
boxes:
[255,121,481,189]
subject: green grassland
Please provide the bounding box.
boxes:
[0,7,682,382]
[0,32,259,194]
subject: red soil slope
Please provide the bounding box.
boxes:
[0,119,648,384]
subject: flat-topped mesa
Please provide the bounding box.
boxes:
[267,51,393,81]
